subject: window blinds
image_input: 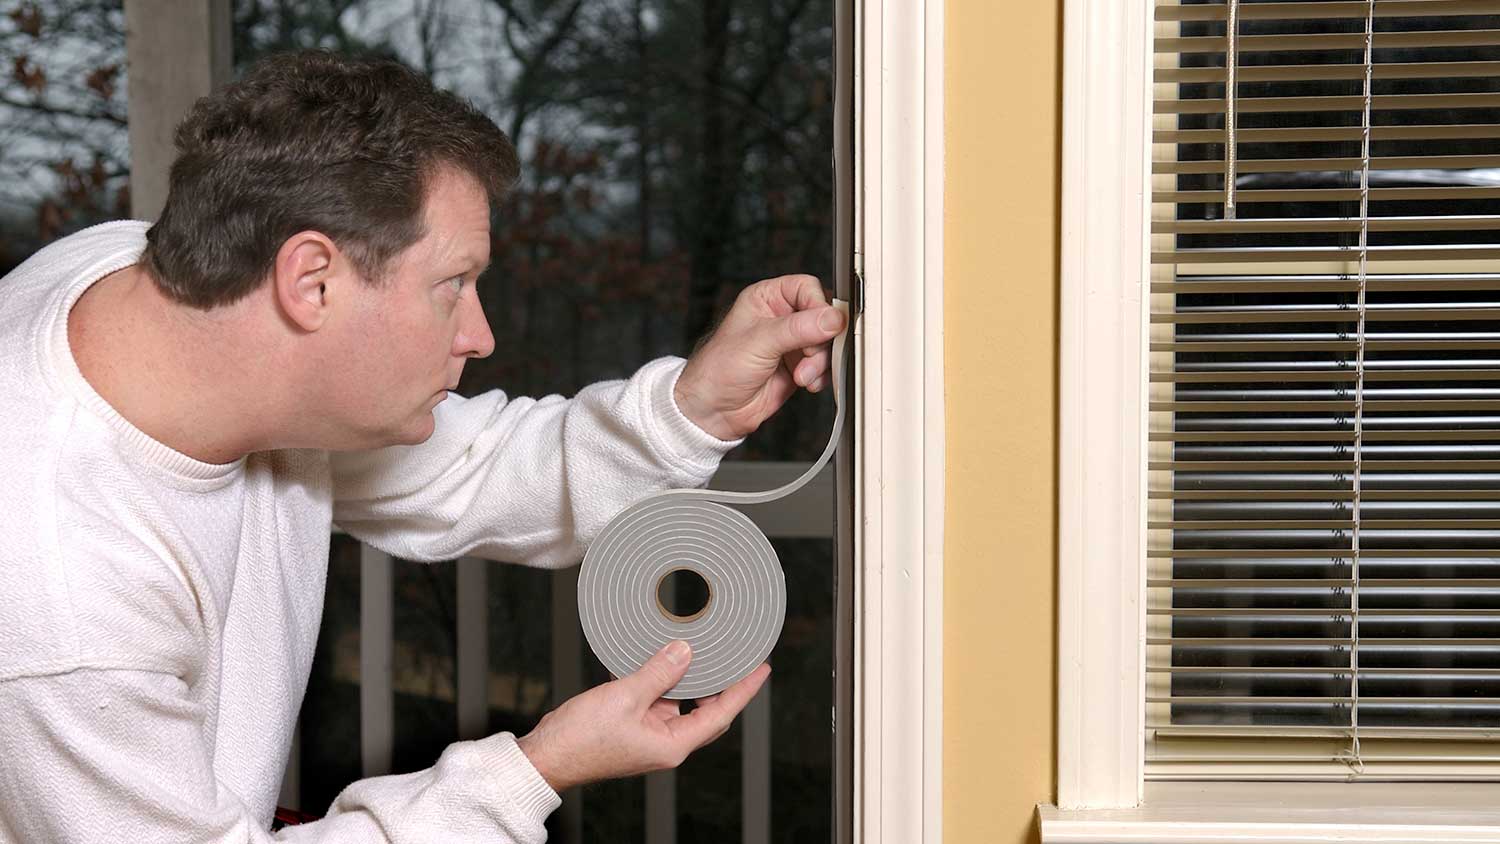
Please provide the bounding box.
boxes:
[1149,0,1500,781]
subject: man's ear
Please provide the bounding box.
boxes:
[273,231,342,332]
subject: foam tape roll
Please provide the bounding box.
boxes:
[579,299,850,699]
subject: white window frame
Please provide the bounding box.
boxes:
[854,0,945,841]
[1046,0,1500,840]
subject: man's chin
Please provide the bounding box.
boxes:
[373,409,438,448]
[400,410,439,445]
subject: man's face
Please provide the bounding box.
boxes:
[329,166,495,447]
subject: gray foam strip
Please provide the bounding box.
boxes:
[578,300,850,699]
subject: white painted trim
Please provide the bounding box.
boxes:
[1056,0,1153,811]
[921,0,945,841]
[854,0,944,840]
[1040,782,1500,843]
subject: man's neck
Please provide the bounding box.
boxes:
[67,265,282,465]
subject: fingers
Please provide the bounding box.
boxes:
[769,274,831,314]
[761,305,846,362]
[790,344,834,391]
[621,640,693,704]
[734,275,829,322]
[781,348,807,388]
[649,698,682,720]
[665,663,771,750]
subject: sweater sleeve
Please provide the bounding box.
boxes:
[0,668,558,843]
[329,356,740,569]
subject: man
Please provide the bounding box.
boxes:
[0,51,844,842]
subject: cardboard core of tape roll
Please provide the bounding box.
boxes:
[655,567,713,624]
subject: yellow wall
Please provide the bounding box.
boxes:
[944,0,1061,841]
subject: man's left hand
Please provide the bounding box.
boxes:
[674,274,847,442]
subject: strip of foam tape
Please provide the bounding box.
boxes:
[578,299,850,699]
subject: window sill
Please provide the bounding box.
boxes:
[1039,782,1500,844]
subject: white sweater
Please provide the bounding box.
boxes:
[0,222,736,842]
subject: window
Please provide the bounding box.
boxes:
[1150,0,1500,783]
[1053,0,1500,834]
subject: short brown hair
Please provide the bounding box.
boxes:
[142,51,519,309]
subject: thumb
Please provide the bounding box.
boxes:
[622,640,692,702]
[762,305,845,359]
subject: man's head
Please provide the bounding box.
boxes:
[137,52,513,449]
[143,50,516,309]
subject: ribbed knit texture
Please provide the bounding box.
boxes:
[0,221,738,842]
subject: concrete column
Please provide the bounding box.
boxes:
[124,0,232,221]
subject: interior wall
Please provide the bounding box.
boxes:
[943,0,1062,841]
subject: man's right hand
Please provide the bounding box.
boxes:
[515,640,771,793]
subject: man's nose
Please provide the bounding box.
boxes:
[456,292,495,359]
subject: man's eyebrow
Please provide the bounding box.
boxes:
[464,253,492,273]
[444,256,490,277]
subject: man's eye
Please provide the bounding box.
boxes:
[445,276,464,293]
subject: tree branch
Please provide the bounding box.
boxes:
[0,94,125,126]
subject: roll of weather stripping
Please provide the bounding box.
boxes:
[578,299,851,699]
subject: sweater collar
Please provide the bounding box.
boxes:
[43,221,247,484]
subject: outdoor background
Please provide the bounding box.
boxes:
[0,1,840,840]
[0,1,1061,841]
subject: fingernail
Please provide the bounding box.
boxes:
[665,640,691,664]
[818,308,841,333]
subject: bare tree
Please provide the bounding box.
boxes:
[0,0,129,264]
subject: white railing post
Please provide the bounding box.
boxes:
[646,567,678,844]
[742,676,773,844]
[551,566,585,840]
[360,543,395,777]
[457,556,490,740]
[278,720,301,811]
[645,769,677,844]
[123,0,231,220]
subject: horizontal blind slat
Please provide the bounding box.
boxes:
[1160,523,1500,533]
[1155,92,1500,115]
[1154,153,1500,174]
[1155,1,1497,23]
[1156,60,1500,83]
[1154,217,1500,234]
[1156,29,1500,54]
[1156,186,1500,203]
[1151,430,1500,442]
[1153,549,1500,558]
[1153,302,1500,319]
[1154,371,1500,383]
[1155,124,1500,143]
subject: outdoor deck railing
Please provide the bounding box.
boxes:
[280,461,834,842]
